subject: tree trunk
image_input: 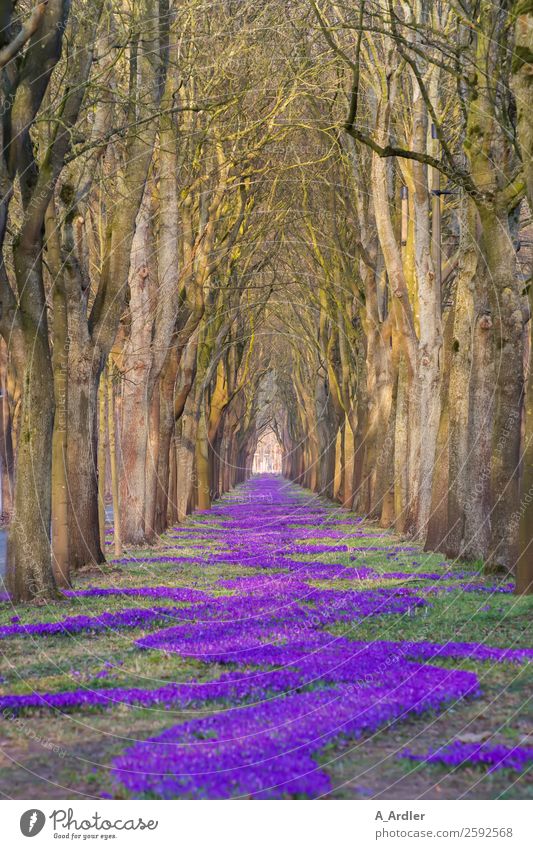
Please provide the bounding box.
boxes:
[196,404,211,510]
[144,386,160,540]
[167,435,178,526]
[394,357,410,534]
[443,201,478,559]
[512,0,533,593]
[108,368,122,557]
[463,306,494,560]
[516,338,533,593]
[47,200,70,587]
[482,208,525,571]
[66,355,105,569]
[154,368,176,535]
[0,343,14,523]
[425,304,455,551]
[176,393,199,521]
[119,193,154,546]
[6,253,56,601]
[97,372,107,553]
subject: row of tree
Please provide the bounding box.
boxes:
[278,0,533,595]
[0,0,531,602]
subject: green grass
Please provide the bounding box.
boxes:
[0,486,531,800]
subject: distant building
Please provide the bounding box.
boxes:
[253,430,282,474]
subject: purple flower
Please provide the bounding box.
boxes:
[400,741,533,773]
[0,475,528,800]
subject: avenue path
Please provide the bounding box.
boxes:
[0,476,531,798]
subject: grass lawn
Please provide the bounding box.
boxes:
[0,478,531,800]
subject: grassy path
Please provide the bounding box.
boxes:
[0,476,531,799]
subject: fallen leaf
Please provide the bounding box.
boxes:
[456,732,491,743]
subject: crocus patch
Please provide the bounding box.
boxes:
[400,741,533,773]
[1,475,528,800]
